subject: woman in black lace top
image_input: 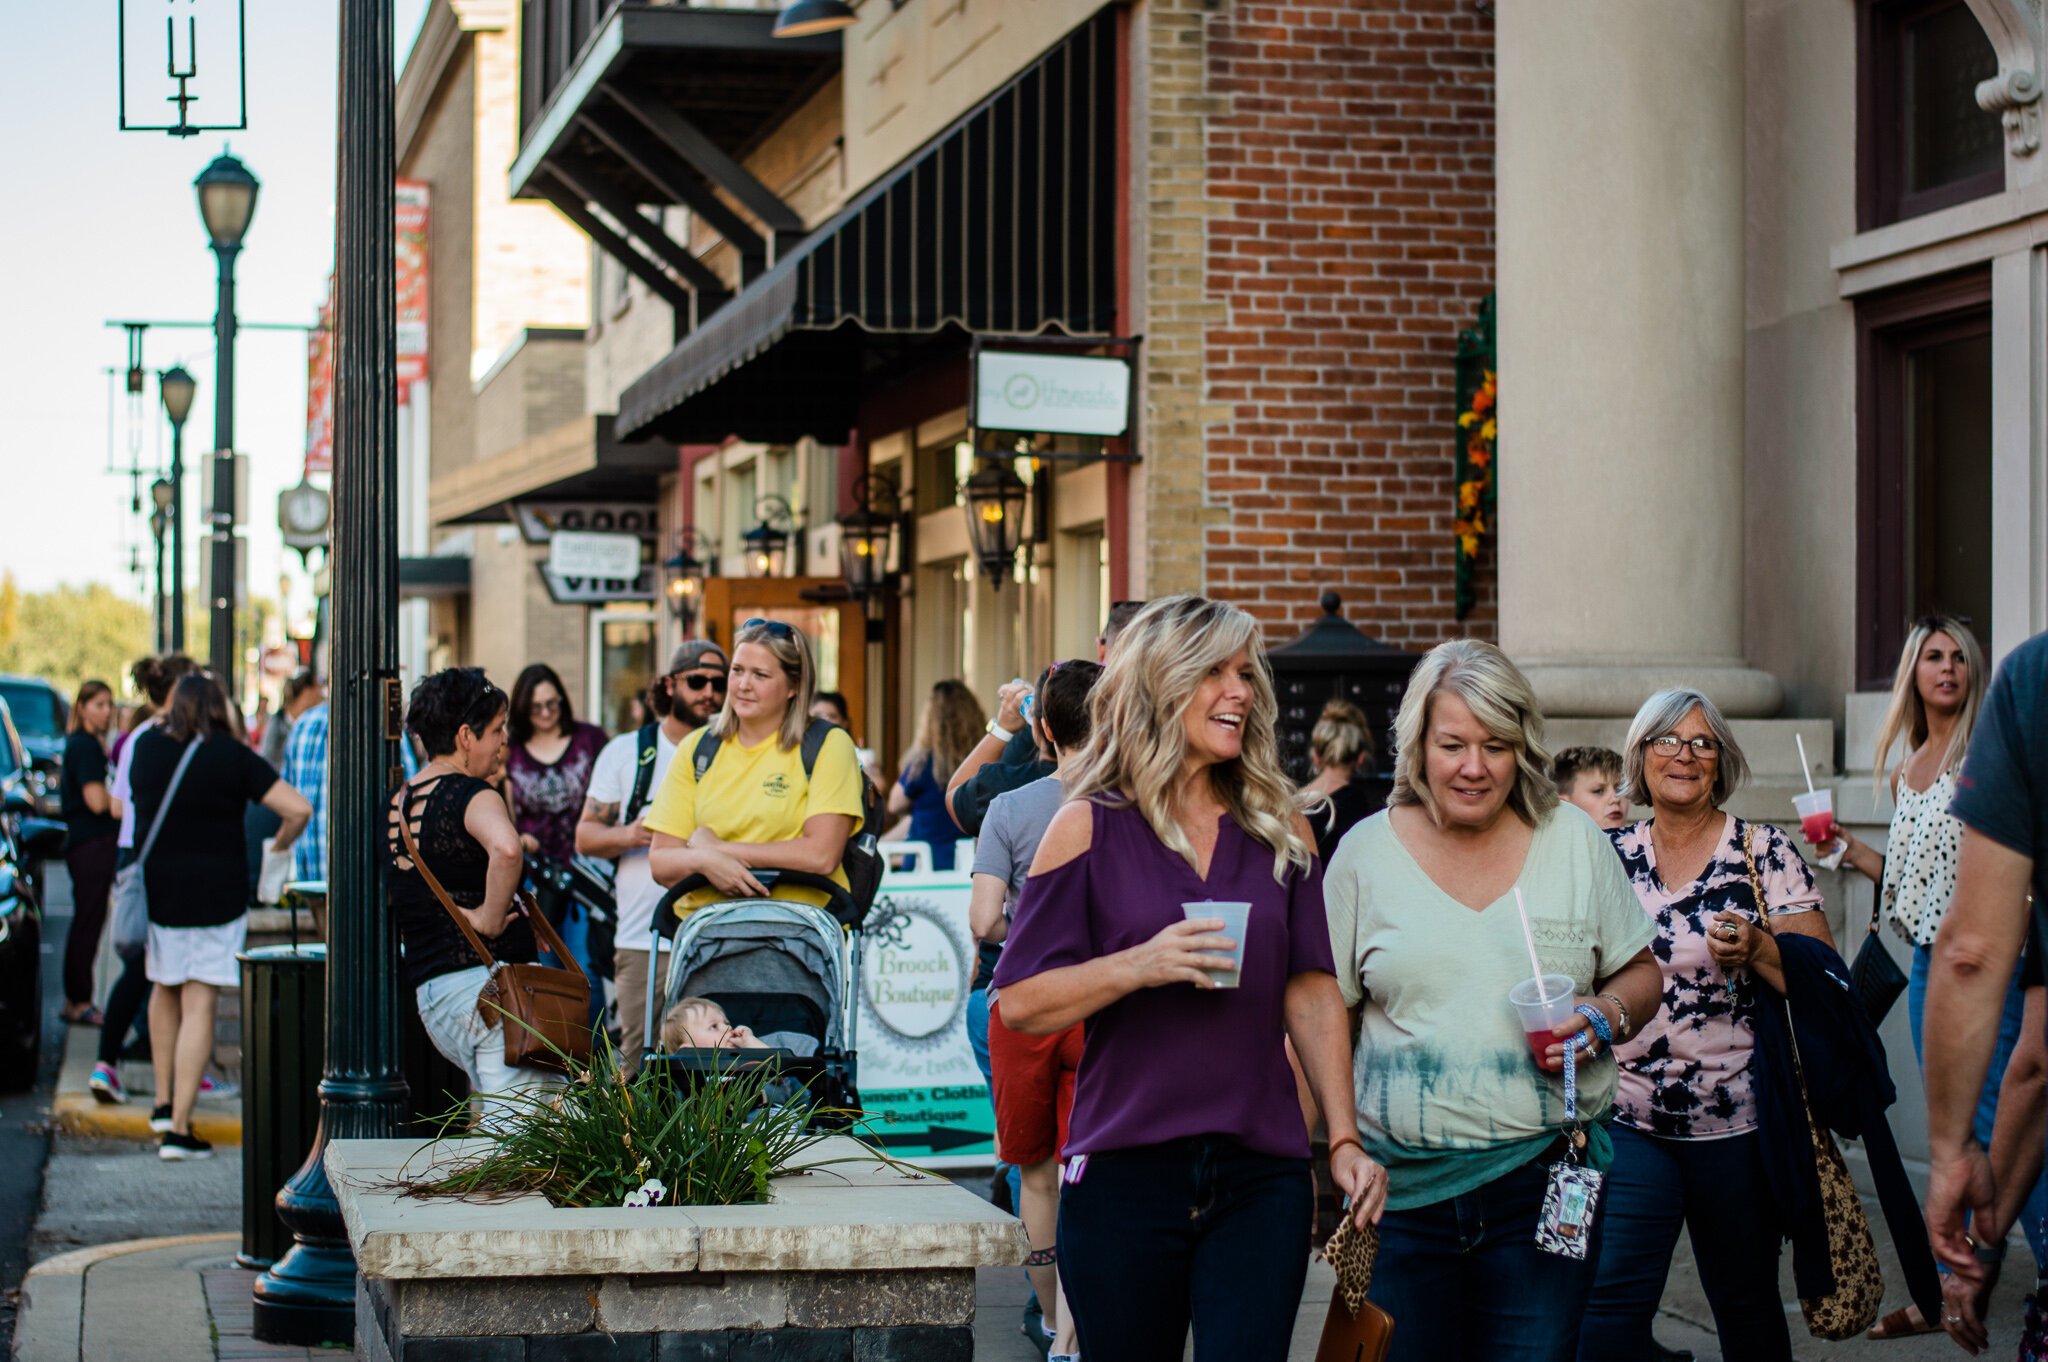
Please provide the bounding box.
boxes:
[389,668,558,1123]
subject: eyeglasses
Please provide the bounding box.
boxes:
[742,617,797,640]
[674,672,727,692]
[530,697,562,713]
[1647,735,1720,758]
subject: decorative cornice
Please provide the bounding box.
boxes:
[1967,0,2045,158]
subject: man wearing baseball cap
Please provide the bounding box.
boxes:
[577,640,728,1071]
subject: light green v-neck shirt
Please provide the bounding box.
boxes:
[1323,805,1654,1211]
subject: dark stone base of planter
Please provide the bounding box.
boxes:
[355,1276,975,1362]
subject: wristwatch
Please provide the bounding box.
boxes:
[986,718,1019,741]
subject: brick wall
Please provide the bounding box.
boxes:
[1160,0,1498,647]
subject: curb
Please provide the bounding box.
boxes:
[15,1234,238,1362]
[51,1091,240,1146]
[24,1231,239,1279]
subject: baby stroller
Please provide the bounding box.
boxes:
[640,868,866,1123]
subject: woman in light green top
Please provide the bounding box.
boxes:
[1324,640,1660,1362]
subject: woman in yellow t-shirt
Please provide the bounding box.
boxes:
[647,618,865,916]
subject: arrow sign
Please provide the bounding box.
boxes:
[867,1125,991,1153]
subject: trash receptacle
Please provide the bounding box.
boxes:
[237,943,326,1271]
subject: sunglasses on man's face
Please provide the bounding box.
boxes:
[673,671,727,692]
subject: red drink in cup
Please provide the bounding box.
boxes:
[1792,789,1834,846]
[1508,974,1576,1071]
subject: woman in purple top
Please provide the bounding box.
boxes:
[996,595,1386,1362]
[504,663,607,864]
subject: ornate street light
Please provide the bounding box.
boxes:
[663,530,711,624]
[772,0,857,39]
[196,150,259,690]
[148,486,172,653]
[742,496,796,577]
[961,460,1029,586]
[838,472,900,601]
[158,366,196,651]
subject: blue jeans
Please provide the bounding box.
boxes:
[1058,1136,1312,1362]
[1371,1150,1599,1362]
[1579,1127,1788,1362]
[1910,944,2048,1264]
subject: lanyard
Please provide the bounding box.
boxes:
[1560,1002,1614,1158]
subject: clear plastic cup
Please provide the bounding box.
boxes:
[1182,900,1251,989]
[1792,788,1834,846]
[1508,973,1577,1069]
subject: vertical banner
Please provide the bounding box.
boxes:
[305,281,335,475]
[395,180,431,386]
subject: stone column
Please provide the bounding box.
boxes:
[1497,0,1780,718]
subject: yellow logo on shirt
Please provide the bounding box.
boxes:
[762,773,791,799]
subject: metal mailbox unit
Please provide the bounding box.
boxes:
[1265,592,1422,805]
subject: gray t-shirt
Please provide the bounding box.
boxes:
[972,774,1068,917]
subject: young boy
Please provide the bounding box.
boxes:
[658,997,817,1056]
[1553,745,1628,830]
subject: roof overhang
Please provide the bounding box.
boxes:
[430,414,675,525]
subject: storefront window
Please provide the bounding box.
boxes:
[1862,0,2003,227]
[592,609,658,733]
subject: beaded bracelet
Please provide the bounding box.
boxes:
[1596,991,1632,1041]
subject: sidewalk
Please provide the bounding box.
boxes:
[48,1012,240,1147]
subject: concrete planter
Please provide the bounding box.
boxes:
[328,1136,1025,1361]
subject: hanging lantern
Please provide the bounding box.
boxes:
[742,496,795,577]
[838,472,900,600]
[961,460,1029,587]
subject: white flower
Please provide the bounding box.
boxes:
[622,1190,651,1209]
[639,1178,667,1204]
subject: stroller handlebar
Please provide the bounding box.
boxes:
[652,867,864,937]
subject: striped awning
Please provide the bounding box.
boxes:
[617,9,1118,445]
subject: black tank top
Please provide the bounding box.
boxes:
[387,772,537,990]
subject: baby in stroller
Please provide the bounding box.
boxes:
[659,996,819,1057]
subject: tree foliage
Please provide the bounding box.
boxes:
[0,575,152,699]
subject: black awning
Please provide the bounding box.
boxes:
[617,9,1118,445]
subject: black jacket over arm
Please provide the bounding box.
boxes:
[1750,932,1941,1324]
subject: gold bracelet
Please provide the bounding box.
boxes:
[1596,992,1631,1041]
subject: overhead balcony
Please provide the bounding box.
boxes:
[512,1,841,333]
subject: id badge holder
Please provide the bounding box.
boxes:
[1535,1137,1604,1260]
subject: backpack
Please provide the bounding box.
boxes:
[691,717,885,923]
[576,723,662,894]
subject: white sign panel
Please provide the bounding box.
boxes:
[975,351,1131,437]
[549,530,642,581]
[857,859,993,1169]
[512,502,661,545]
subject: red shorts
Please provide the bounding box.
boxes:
[988,998,1084,1167]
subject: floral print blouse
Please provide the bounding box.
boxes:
[1609,814,1823,1139]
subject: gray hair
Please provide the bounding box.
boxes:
[1622,688,1750,808]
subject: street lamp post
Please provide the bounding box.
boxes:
[196,151,258,688]
[150,480,174,653]
[250,0,404,1344]
[159,366,196,651]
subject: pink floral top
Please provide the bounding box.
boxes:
[1609,814,1823,1139]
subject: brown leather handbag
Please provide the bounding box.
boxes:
[398,806,591,1075]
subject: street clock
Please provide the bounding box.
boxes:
[279,480,331,563]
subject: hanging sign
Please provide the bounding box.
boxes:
[395,181,431,384]
[118,0,247,136]
[536,564,657,605]
[305,283,335,475]
[513,502,662,544]
[974,350,1131,437]
[548,530,642,582]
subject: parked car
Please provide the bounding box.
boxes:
[0,740,64,1091]
[0,676,66,815]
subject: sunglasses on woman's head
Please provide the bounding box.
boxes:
[742,617,797,640]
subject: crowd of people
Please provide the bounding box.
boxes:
[51,597,2048,1361]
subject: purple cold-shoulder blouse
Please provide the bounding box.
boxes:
[991,798,1334,1160]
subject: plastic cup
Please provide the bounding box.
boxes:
[1792,788,1834,846]
[1182,900,1251,989]
[1508,973,1577,1069]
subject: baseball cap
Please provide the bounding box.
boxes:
[667,640,728,674]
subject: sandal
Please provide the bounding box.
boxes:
[61,1005,104,1027]
[1868,1305,1942,1339]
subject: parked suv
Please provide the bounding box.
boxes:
[0,699,64,1090]
[0,676,66,815]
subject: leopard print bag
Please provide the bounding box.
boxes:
[1743,826,1884,1340]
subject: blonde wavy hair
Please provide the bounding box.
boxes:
[708,618,817,752]
[1062,594,1313,883]
[1389,639,1559,826]
[1873,615,1985,790]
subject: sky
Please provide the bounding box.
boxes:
[0,0,430,623]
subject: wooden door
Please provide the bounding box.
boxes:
[699,577,884,756]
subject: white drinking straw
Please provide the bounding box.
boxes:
[1513,886,1547,993]
[1795,732,1817,796]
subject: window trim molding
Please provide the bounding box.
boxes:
[1858,0,2007,233]
[1855,266,1994,688]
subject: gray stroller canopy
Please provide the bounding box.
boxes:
[666,904,845,1051]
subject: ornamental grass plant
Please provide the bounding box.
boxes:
[396,1040,889,1210]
